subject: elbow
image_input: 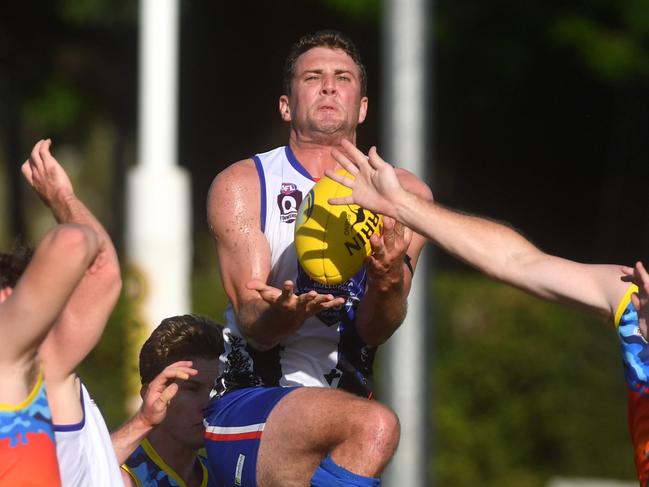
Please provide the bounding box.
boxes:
[105,264,123,303]
[50,224,100,267]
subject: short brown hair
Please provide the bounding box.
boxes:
[139,314,224,384]
[0,242,34,289]
[283,30,367,97]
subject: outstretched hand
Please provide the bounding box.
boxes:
[622,261,649,340]
[138,361,197,428]
[326,139,406,218]
[21,139,74,207]
[246,279,346,334]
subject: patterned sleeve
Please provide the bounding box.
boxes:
[614,284,649,484]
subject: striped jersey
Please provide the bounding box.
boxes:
[216,145,376,398]
[0,371,62,486]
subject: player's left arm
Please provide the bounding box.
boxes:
[23,139,122,424]
[355,170,432,346]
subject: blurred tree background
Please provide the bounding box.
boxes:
[1,0,648,484]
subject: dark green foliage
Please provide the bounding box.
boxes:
[432,272,635,485]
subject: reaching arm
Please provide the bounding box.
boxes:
[0,223,100,404]
[353,169,432,345]
[207,160,344,351]
[22,139,122,424]
[111,361,196,464]
[328,140,628,318]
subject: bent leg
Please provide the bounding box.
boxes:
[257,387,400,487]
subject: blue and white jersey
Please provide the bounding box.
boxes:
[217,145,376,398]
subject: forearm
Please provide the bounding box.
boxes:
[355,272,408,346]
[51,192,117,261]
[110,412,154,464]
[396,194,540,283]
[40,193,121,376]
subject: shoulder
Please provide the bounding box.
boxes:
[209,158,258,198]
[395,167,433,201]
[207,159,261,223]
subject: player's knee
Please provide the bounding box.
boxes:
[359,403,400,458]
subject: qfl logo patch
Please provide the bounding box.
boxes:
[277,183,303,223]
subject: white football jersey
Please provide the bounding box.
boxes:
[54,380,124,487]
[218,145,375,398]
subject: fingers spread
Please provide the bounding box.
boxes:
[328,196,354,206]
[331,147,358,176]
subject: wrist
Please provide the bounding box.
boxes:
[367,268,405,294]
[392,189,418,224]
[133,408,156,432]
[50,190,77,221]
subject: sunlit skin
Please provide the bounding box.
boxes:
[279,47,368,151]
[206,38,432,486]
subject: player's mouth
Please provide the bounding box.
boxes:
[316,102,338,112]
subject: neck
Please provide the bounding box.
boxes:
[147,428,202,486]
[288,130,356,178]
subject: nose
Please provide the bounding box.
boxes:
[320,74,337,95]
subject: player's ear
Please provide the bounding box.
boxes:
[279,95,291,122]
[357,96,368,125]
[0,286,12,303]
[140,384,148,401]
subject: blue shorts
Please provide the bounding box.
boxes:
[203,386,299,487]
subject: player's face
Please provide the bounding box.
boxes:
[163,357,220,450]
[280,47,368,142]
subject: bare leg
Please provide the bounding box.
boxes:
[256,387,400,487]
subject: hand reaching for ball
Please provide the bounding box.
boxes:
[245,279,346,337]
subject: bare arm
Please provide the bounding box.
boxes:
[354,169,432,345]
[22,139,122,424]
[207,160,344,350]
[329,140,628,318]
[111,361,196,463]
[0,223,100,404]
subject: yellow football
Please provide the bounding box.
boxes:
[294,170,383,285]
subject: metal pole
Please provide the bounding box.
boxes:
[380,0,432,485]
[127,0,190,335]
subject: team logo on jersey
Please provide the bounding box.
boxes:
[278,183,303,223]
[295,263,366,326]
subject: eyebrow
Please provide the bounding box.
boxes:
[301,69,354,76]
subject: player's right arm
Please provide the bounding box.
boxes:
[207,160,344,351]
[0,223,100,403]
[111,361,196,463]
